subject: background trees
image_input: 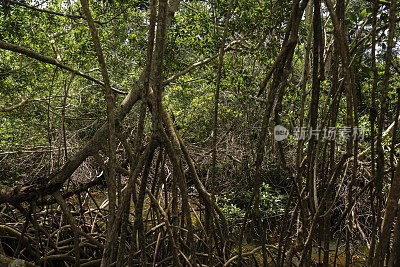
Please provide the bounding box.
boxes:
[0,0,400,266]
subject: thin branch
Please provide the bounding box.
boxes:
[0,61,32,77]
[0,40,127,95]
[6,0,103,25]
[163,39,241,86]
[211,0,234,195]
[0,99,30,112]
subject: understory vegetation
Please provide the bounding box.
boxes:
[1,0,400,266]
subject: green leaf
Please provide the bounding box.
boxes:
[369,70,374,78]
[348,12,357,22]
[360,9,367,20]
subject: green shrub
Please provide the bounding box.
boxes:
[217,182,286,226]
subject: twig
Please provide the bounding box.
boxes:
[0,40,127,95]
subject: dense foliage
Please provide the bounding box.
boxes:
[1,0,400,266]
